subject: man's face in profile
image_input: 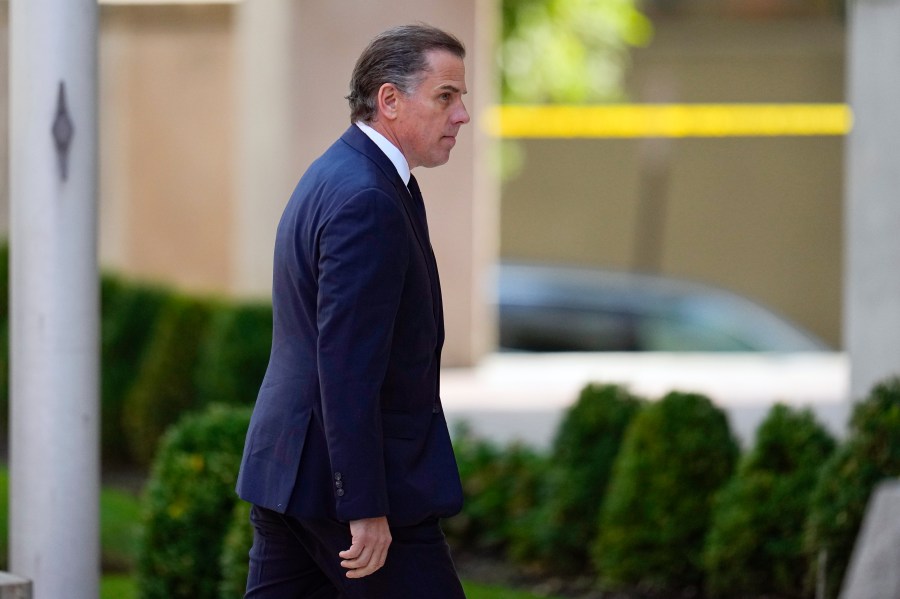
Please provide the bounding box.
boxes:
[391,50,470,170]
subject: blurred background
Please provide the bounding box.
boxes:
[0,0,847,364]
[3,3,884,599]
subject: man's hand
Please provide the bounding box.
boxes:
[339,516,392,578]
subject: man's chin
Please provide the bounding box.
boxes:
[420,154,452,169]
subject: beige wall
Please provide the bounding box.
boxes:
[99,5,236,294]
[501,17,845,348]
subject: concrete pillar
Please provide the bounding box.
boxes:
[232,0,298,297]
[845,0,900,399]
[8,1,100,598]
[839,481,900,599]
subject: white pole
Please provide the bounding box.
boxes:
[8,1,100,597]
[844,0,900,400]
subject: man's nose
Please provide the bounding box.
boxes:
[455,100,470,125]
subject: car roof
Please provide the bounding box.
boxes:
[496,261,830,352]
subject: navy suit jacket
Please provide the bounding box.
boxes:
[236,125,463,527]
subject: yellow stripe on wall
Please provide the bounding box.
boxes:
[485,104,852,138]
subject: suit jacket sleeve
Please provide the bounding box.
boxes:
[316,186,410,522]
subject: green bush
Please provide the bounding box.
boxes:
[444,423,545,552]
[594,391,739,594]
[509,383,643,573]
[137,404,251,599]
[122,294,216,466]
[704,404,836,598]
[219,500,253,599]
[101,274,171,465]
[805,377,900,599]
[195,302,272,407]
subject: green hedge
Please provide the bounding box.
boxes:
[509,384,643,573]
[194,302,272,407]
[594,391,739,594]
[132,381,900,599]
[123,294,216,466]
[100,274,170,465]
[219,501,253,599]
[805,377,900,599]
[137,404,251,599]
[444,423,545,552]
[0,257,273,467]
[703,404,835,598]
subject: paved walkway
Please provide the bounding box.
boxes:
[441,352,850,449]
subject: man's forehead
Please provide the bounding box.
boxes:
[422,52,467,92]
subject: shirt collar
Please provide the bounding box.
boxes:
[355,121,411,185]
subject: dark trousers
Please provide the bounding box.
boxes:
[245,505,467,599]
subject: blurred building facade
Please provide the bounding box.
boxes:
[502,0,845,349]
[0,0,846,363]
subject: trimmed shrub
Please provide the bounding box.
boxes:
[195,301,272,407]
[509,383,643,573]
[219,500,253,599]
[123,294,216,466]
[137,404,251,599]
[594,391,739,594]
[444,422,545,552]
[101,274,171,465]
[704,404,836,598]
[805,377,900,599]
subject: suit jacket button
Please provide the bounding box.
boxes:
[334,472,342,481]
[336,488,345,497]
[335,480,343,489]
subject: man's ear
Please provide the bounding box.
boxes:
[376,83,401,121]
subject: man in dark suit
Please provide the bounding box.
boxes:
[236,24,471,598]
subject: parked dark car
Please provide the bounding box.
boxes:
[496,262,830,352]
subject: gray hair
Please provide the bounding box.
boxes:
[347,24,465,124]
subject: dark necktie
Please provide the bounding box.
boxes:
[407,174,445,411]
[406,174,430,243]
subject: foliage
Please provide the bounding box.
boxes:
[195,302,272,407]
[500,0,652,104]
[101,485,144,573]
[703,404,835,598]
[101,274,171,465]
[594,391,739,593]
[462,580,566,599]
[509,384,643,573]
[102,575,137,599]
[805,377,900,599]
[122,294,216,466]
[218,500,253,599]
[137,404,250,599]
[444,423,546,552]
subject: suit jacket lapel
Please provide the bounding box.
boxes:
[340,126,444,343]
